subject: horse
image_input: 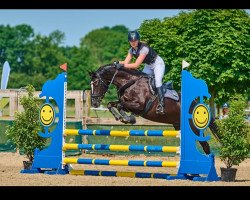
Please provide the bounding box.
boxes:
[89,64,220,155]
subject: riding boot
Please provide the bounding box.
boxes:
[156,86,165,115]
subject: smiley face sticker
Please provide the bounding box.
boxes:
[39,103,55,127]
[192,104,210,130]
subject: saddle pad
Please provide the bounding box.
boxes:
[164,89,179,101]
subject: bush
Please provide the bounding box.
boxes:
[5,85,47,162]
[216,94,250,168]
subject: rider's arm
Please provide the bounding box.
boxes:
[124,46,148,69]
[119,53,132,64]
[124,54,146,69]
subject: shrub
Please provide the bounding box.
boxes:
[5,85,46,162]
[216,94,250,168]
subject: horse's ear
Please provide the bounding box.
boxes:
[87,70,93,76]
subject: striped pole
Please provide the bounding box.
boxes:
[63,157,178,167]
[70,169,177,179]
[65,129,179,137]
[63,143,180,153]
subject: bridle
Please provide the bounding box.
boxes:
[91,67,119,103]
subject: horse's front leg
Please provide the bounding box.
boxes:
[107,101,123,121]
[117,103,136,124]
[107,101,136,124]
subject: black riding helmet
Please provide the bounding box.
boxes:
[128,30,140,42]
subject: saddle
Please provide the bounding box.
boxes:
[149,76,179,101]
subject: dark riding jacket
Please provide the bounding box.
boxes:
[130,42,158,65]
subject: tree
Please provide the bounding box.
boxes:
[139,9,250,116]
[0,24,70,90]
[66,45,96,90]
[68,25,129,103]
[80,25,129,66]
[7,30,69,90]
[0,24,34,73]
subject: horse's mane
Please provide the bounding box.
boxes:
[97,63,147,77]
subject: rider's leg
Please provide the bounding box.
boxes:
[153,56,166,115]
[156,86,165,115]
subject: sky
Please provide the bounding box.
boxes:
[0,9,184,47]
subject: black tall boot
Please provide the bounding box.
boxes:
[156,86,165,115]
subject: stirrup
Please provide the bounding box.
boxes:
[156,104,165,115]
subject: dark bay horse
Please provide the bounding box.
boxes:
[89,64,220,155]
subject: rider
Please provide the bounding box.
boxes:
[117,30,166,115]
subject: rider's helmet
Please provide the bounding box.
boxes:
[128,30,140,42]
[222,103,229,109]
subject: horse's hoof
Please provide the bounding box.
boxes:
[120,119,128,124]
[129,115,136,124]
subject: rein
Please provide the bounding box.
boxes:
[91,68,118,100]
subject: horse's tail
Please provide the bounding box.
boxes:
[208,117,221,143]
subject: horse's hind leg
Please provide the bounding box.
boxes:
[199,141,210,155]
[208,117,221,142]
[173,124,180,130]
[175,123,211,155]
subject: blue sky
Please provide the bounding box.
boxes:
[0,9,184,46]
[0,9,249,47]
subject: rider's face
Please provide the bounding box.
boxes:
[223,108,229,114]
[129,40,139,49]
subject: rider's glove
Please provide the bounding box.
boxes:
[114,61,124,69]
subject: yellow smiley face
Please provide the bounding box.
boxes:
[40,104,55,126]
[192,104,210,129]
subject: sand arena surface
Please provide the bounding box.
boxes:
[0,152,249,186]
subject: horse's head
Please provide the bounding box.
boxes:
[89,64,142,107]
[89,64,117,107]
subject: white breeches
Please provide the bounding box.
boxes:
[142,56,165,88]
